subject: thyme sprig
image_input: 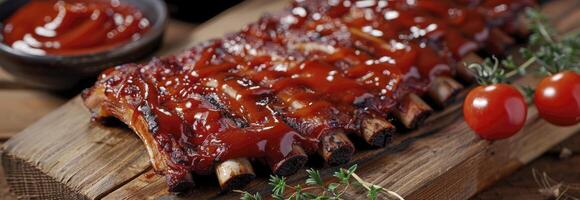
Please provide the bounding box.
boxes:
[467,55,535,86]
[522,9,580,74]
[236,165,404,200]
[465,8,579,87]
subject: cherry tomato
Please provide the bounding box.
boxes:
[534,71,580,126]
[463,84,528,140]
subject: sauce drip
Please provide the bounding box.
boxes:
[2,0,150,56]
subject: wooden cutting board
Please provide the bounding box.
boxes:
[2,0,580,199]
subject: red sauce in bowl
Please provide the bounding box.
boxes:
[2,0,150,56]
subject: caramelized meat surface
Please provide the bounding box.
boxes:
[83,0,535,192]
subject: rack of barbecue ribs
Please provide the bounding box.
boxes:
[82,0,536,193]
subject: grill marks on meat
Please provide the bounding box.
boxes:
[83,0,535,192]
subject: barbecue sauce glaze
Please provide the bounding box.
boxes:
[87,0,534,184]
[2,0,150,55]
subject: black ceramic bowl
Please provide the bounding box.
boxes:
[0,0,167,90]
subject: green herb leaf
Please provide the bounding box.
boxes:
[501,56,517,70]
[302,192,319,199]
[332,164,358,185]
[269,175,287,198]
[293,184,303,200]
[240,191,263,200]
[240,165,402,200]
[306,168,324,186]
[272,194,285,200]
[367,185,380,200]
[527,9,555,43]
[333,169,350,184]
[467,8,578,85]
[327,183,339,194]
[524,8,580,74]
[520,85,536,101]
[314,196,331,200]
[347,165,358,175]
[467,56,507,85]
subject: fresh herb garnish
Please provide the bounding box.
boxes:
[519,9,579,75]
[235,165,404,200]
[465,8,579,97]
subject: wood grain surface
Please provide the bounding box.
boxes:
[0,0,579,199]
[0,90,65,141]
[474,134,580,200]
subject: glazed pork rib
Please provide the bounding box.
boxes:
[83,0,535,192]
[82,65,261,192]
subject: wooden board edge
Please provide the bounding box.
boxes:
[1,152,89,200]
[406,111,580,200]
[1,97,153,199]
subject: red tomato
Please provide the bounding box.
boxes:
[463,84,528,140]
[534,71,580,126]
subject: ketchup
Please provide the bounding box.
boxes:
[2,0,150,56]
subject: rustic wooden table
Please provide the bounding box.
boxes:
[0,0,579,199]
